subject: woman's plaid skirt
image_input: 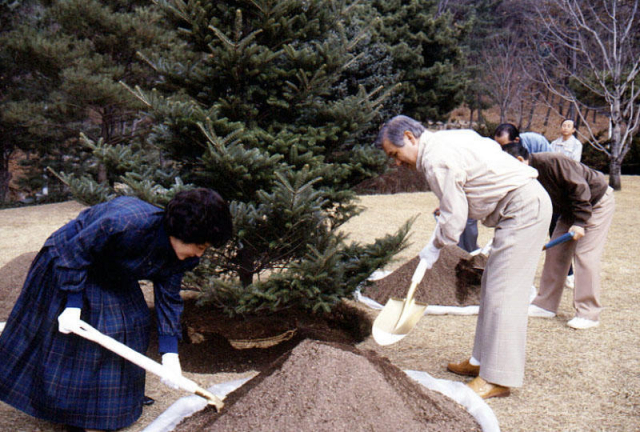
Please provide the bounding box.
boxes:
[0,247,151,430]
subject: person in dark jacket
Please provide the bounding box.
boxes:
[502,143,615,330]
[0,188,232,430]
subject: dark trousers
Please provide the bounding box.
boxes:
[458,218,479,253]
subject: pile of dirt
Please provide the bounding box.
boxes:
[0,252,37,321]
[176,339,481,432]
[363,245,487,307]
[167,300,374,374]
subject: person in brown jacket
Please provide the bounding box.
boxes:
[502,142,615,329]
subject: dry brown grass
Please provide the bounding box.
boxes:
[1,176,639,431]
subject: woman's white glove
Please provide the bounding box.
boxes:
[58,307,81,334]
[418,241,441,270]
[161,353,183,390]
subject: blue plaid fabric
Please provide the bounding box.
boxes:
[0,197,199,430]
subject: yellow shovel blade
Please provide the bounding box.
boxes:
[372,297,428,346]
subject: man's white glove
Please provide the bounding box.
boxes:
[161,353,183,390]
[419,241,441,270]
[58,307,81,334]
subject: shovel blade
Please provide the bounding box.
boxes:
[372,297,428,346]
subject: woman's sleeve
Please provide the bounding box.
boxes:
[54,216,122,294]
[153,273,184,354]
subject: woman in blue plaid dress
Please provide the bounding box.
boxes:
[0,188,232,431]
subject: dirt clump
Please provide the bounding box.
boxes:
[171,300,373,374]
[0,252,37,321]
[176,339,480,432]
[363,245,486,307]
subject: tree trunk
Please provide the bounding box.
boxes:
[0,170,10,203]
[525,96,537,130]
[609,111,623,190]
[517,99,524,129]
[609,158,622,190]
[0,147,12,203]
[544,92,554,126]
[477,95,485,125]
[237,248,256,287]
[97,163,108,184]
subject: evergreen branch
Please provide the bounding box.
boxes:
[119,81,152,108]
[46,166,69,187]
[152,0,190,24]
[208,24,236,50]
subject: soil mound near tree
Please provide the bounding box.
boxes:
[0,252,37,321]
[363,245,486,307]
[176,339,481,432]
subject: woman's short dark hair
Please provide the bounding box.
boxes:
[164,188,233,247]
[493,123,520,141]
[502,142,530,160]
[375,115,426,148]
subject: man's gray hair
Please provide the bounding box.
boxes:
[375,115,426,148]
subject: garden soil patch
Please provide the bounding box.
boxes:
[363,244,487,307]
[0,252,37,321]
[175,339,481,432]
[162,298,375,374]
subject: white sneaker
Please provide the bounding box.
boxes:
[565,274,575,289]
[567,317,599,329]
[528,304,556,318]
[529,285,537,303]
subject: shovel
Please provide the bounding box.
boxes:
[372,259,429,346]
[543,232,575,250]
[71,319,225,411]
[468,232,573,273]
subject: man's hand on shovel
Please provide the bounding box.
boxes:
[419,240,441,270]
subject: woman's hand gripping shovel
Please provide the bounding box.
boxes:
[70,320,225,411]
[372,259,430,346]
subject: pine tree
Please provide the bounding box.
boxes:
[370,0,470,122]
[0,0,41,202]
[0,0,179,201]
[67,0,411,316]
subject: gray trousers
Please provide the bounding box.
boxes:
[533,187,615,321]
[472,180,552,387]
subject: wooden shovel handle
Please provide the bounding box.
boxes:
[71,320,224,411]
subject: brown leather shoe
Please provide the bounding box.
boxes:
[467,377,511,399]
[447,358,480,377]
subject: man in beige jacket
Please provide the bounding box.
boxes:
[375,115,552,399]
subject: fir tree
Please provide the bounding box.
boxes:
[67,0,411,315]
[370,0,470,122]
[0,0,179,201]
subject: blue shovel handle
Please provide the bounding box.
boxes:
[543,232,575,250]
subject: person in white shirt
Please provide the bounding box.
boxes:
[551,119,582,162]
[375,115,552,399]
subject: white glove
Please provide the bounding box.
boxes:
[58,307,81,334]
[161,353,183,390]
[418,241,441,270]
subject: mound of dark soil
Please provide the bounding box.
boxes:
[363,245,486,307]
[175,339,481,432]
[0,252,37,321]
[157,299,373,374]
